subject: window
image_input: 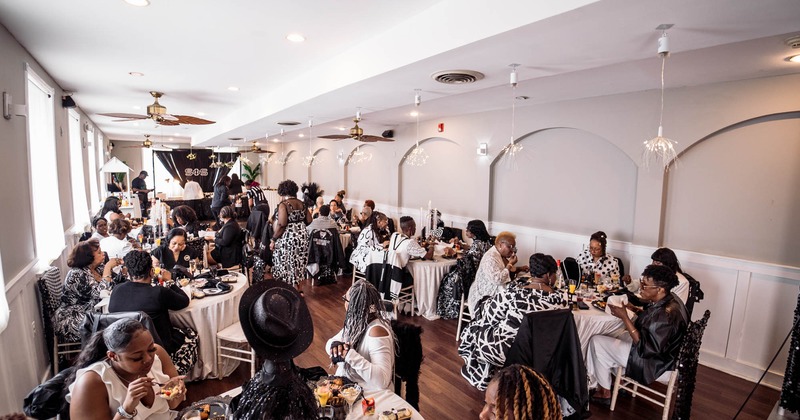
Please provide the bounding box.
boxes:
[25,65,65,264]
[85,122,100,211]
[68,109,90,231]
[0,249,8,333]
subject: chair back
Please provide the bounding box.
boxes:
[683,272,704,318]
[391,320,423,411]
[80,311,163,348]
[672,309,711,420]
[562,257,581,281]
[615,256,626,277]
[36,267,62,364]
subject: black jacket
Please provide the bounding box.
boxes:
[213,218,243,267]
[627,293,689,385]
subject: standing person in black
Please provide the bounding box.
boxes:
[211,175,232,229]
[108,250,198,375]
[131,170,153,214]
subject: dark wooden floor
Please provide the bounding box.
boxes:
[182,275,779,419]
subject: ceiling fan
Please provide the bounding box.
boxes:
[99,91,215,126]
[238,141,274,155]
[318,111,393,143]
[120,135,179,150]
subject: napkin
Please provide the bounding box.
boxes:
[606,295,635,319]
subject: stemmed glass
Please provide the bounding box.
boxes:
[340,383,362,415]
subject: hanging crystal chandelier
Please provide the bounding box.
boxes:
[348,146,372,165]
[404,89,429,167]
[642,25,678,171]
[302,119,319,167]
[500,64,524,165]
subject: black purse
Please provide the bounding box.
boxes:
[23,366,75,419]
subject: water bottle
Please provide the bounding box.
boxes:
[556,259,565,290]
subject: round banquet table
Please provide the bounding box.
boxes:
[339,231,352,251]
[406,256,457,320]
[571,302,626,358]
[169,273,249,381]
[219,386,424,419]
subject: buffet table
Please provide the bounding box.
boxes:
[170,273,249,381]
[406,256,457,320]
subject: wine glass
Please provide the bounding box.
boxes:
[340,383,362,415]
[315,384,332,407]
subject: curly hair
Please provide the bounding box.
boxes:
[642,264,679,291]
[277,179,299,197]
[108,218,132,236]
[68,239,100,268]
[589,230,608,254]
[124,250,153,279]
[528,253,557,278]
[491,364,561,420]
[466,219,491,242]
[172,205,198,226]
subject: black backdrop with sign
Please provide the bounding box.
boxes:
[154,149,238,193]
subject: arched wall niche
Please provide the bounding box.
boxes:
[490,127,638,242]
[283,150,307,186]
[343,144,391,205]
[663,111,800,266]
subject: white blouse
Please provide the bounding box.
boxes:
[467,246,511,315]
[66,354,171,419]
[326,319,395,392]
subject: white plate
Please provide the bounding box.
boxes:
[203,287,224,296]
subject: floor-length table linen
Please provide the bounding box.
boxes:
[406,257,457,320]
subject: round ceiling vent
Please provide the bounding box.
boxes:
[277,121,301,126]
[431,70,485,84]
[785,35,800,49]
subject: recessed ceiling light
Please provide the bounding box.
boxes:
[197,112,206,116]
[286,33,306,43]
[410,111,419,117]
[128,71,144,77]
[124,0,150,6]
[227,86,239,92]
[273,138,279,142]
[338,127,346,131]
[168,138,174,141]
[786,54,800,63]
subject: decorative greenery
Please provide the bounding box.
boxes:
[242,162,261,182]
[112,173,126,184]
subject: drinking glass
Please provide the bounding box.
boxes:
[315,385,332,407]
[340,383,362,415]
[568,279,577,295]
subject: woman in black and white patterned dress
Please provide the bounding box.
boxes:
[54,239,124,342]
[436,220,493,319]
[270,180,312,290]
[458,253,566,391]
[576,230,620,280]
[349,212,389,273]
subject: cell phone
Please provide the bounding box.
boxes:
[577,301,590,310]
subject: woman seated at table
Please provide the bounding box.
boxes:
[586,264,689,405]
[89,217,109,241]
[208,205,242,268]
[349,211,389,273]
[576,230,620,282]
[459,253,565,390]
[67,318,185,419]
[436,219,494,319]
[467,232,528,316]
[329,199,346,224]
[94,196,126,223]
[109,250,197,376]
[355,205,373,230]
[54,240,124,343]
[650,247,690,305]
[327,280,395,392]
[480,364,562,420]
[170,205,199,236]
[100,218,141,259]
[150,228,200,271]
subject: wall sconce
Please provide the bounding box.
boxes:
[3,92,27,120]
[477,143,488,156]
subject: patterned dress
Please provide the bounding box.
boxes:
[272,201,310,286]
[349,225,383,273]
[458,281,566,390]
[53,266,113,342]
[576,249,620,279]
[435,239,493,319]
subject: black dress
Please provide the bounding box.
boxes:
[108,281,189,353]
[211,218,242,268]
[151,246,200,270]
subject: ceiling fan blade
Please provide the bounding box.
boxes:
[111,118,145,122]
[156,119,180,126]
[171,115,216,125]
[254,150,274,154]
[319,135,351,140]
[160,114,179,122]
[100,113,148,120]
[361,135,393,142]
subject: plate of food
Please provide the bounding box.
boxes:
[220,274,238,283]
[592,300,607,311]
[157,378,184,401]
[178,400,229,420]
[203,287,224,296]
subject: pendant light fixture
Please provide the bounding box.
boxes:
[348,145,372,165]
[302,118,319,167]
[642,25,679,171]
[500,64,523,165]
[404,89,429,167]
[268,129,293,166]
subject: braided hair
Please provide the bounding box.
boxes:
[342,280,391,350]
[491,364,561,420]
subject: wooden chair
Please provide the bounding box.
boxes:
[217,322,257,379]
[610,310,711,420]
[455,295,471,341]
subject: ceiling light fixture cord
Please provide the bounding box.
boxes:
[503,64,523,166]
[405,89,429,167]
[642,30,678,171]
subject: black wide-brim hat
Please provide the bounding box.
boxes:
[238,280,313,361]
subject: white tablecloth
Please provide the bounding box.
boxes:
[572,302,625,358]
[339,232,352,251]
[169,273,249,381]
[219,387,424,419]
[406,257,457,320]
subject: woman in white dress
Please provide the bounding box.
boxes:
[67,318,185,420]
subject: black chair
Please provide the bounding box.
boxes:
[505,309,589,419]
[81,311,163,348]
[391,320,424,411]
[683,272,704,318]
[562,257,581,281]
[615,256,626,288]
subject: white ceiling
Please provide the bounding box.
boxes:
[1,0,799,148]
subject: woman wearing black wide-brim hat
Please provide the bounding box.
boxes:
[229,280,317,420]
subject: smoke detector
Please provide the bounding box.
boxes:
[431,70,485,84]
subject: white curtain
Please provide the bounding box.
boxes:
[85,121,99,212]
[0,249,8,333]
[68,110,90,231]
[26,65,65,264]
